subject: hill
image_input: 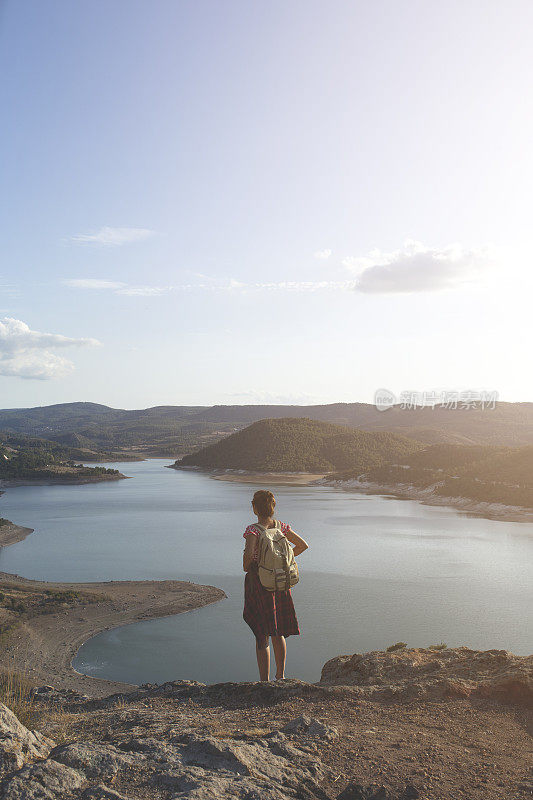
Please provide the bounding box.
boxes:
[341,442,533,510]
[2,400,533,458]
[176,417,422,472]
[0,434,124,485]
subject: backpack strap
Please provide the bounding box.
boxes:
[252,523,266,563]
[252,523,266,534]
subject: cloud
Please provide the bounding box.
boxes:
[64,239,493,299]
[65,276,357,296]
[0,318,100,380]
[242,280,355,291]
[342,240,494,293]
[65,279,127,290]
[117,285,171,296]
[64,279,171,296]
[70,227,156,246]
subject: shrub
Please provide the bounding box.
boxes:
[386,642,407,652]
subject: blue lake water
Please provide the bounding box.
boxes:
[0,459,531,684]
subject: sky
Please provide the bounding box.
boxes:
[1,0,533,410]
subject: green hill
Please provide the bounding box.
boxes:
[0,434,121,483]
[359,442,533,509]
[176,418,423,472]
[459,444,533,485]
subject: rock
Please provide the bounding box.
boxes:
[0,703,55,774]
[32,686,89,706]
[279,715,339,741]
[123,730,325,798]
[0,720,328,800]
[51,741,140,780]
[0,759,85,799]
[173,731,321,781]
[320,647,533,707]
[170,773,291,799]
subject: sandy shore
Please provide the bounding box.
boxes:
[210,470,327,485]
[322,478,533,523]
[0,522,34,547]
[0,572,226,697]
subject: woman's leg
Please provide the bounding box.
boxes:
[271,635,286,679]
[255,635,270,681]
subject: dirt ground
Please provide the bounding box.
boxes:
[48,685,533,800]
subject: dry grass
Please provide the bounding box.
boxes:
[0,669,40,729]
[39,707,76,743]
[0,667,75,741]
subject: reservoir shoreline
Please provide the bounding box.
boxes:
[0,568,226,697]
[0,473,129,489]
[0,521,34,547]
[0,514,226,697]
[320,477,533,523]
[170,465,533,521]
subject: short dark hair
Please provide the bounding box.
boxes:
[252,490,276,517]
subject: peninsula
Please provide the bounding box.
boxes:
[0,435,127,486]
[0,518,225,697]
[0,571,225,697]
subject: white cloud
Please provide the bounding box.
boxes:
[245,280,355,291]
[65,276,357,296]
[65,279,127,290]
[70,227,156,246]
[0,318,100,380]
[65,279,172,296]
[117,285,171,296]
[314,248,332,260]
[343,240,494,293]
[67,240,492,299]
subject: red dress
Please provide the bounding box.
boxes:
[242,522,300,639]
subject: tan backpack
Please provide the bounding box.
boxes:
[254,520,299,592]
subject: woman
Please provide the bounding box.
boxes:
[243,489,309,681]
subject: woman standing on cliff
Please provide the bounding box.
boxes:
[243,489,309,681]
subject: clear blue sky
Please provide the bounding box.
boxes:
[1,0,532,409]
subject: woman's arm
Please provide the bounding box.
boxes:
[284,526,309,557]
[243,534,257,572]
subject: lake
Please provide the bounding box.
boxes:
[0,459,531,684]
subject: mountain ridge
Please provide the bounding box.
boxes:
[2,400,533,456]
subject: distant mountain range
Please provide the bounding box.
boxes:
[2,402,532,509]
[176,418,422,473]
[1,400,533,457]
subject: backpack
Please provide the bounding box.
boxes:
[254,520,299,592]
